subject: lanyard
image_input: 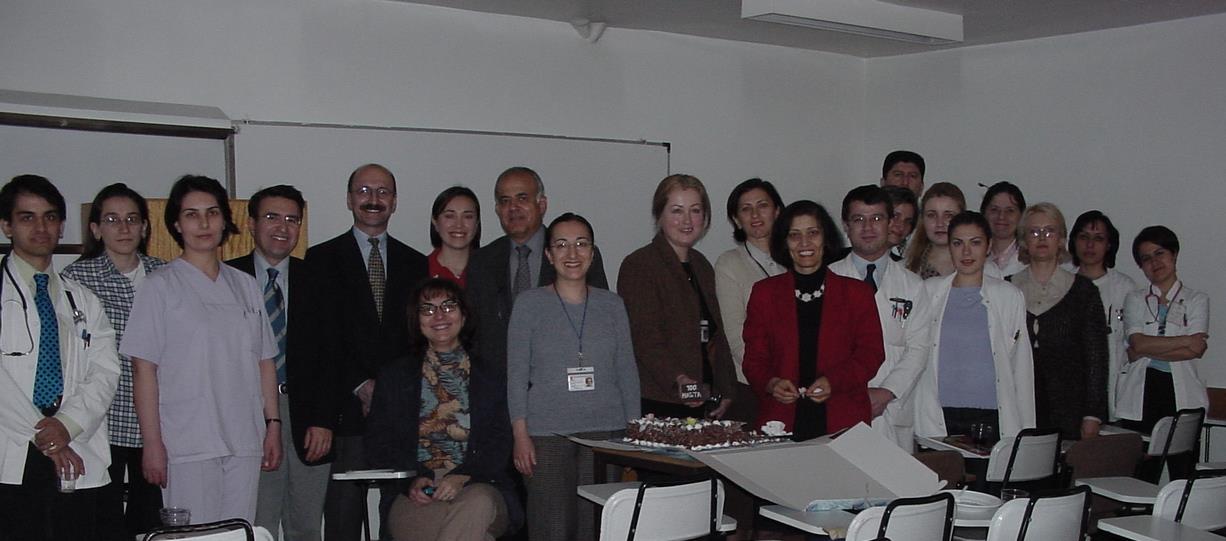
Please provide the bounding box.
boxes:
[554,286,589,362]
[745,244,770,278]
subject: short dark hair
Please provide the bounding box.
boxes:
[429,186,482,249]
[164,175,239,248]
[881,185,919,234]
[546,212,595,245]
[769,200,845,270]
[948,211,992,240]
[840,184,894,223]
[82,182,152,259]
[725,178,784,243]
[1131,226,1180,267]
[979,181,1026,215]
[407,278,476,355]
[1068,210,1122,269]
[247,185,305,219]
[346,163,397,194]
[495,166,545,200]
[0,174,66,223]
[882,150,925,179]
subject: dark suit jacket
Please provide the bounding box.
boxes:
[742,271,885,434]
[306,231,427,436]
[226,254,336,464]
[364,350,523,531]
[617,234,737,403]
[466,231,608,381]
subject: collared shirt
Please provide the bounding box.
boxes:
[1011,266,1075,317]
[253,251,290,313]
[352,227,388,273]
[745,242,785,278]
[10,253,62,305]
[508,227,545,290]
[849,251,891,281]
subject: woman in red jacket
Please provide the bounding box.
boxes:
[742,200,885,440]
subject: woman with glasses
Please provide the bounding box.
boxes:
[619,174,736,420]
[913,211,1036,443]
[366,278,520,541]
[1009,203,1108,440]
[905,182,967,279]
[427,186,481,287]
[742,200,884,440]
[1068,211,1138,421]
[123,175,281,524]
[508,213,640,541]
[62,183,166,537]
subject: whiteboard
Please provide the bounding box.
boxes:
[232,122,671,288]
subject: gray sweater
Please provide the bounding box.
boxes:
[507,286,642,436]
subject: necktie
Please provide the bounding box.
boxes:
[369,238,386,321]
[865,263,878,292]
[512,244,532,300]
[265,268,287,384]
[32,273,63,413]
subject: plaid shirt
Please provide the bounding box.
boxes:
[62,253,166,448]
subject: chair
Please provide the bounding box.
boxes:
[1076,408,1206,506]
[142,519,274,541]
[984,428,1061,491]
[984,486,1091,541]
[845,492,954,541]
[599,477,725,541]
[1151,468,1226,530]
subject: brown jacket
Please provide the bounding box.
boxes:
[617,234,737,404]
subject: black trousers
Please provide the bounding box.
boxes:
[0,443,102,540]
[96,445,163,540]
[1119,368,1196,482]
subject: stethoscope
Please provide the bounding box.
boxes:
[0,253,87,357]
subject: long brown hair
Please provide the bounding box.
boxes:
[905,182,966,273]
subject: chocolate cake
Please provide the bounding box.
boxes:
[625,415,772,450]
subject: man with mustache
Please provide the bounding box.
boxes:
[307,164,426,541]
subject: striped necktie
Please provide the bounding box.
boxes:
[264,268,287,384]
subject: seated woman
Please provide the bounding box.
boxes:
[427,186,481,287]
[1009,203,1108,440]
[1068,210,1138,421]
[913,211,1036,442]
[365,278,521,541]
[619,174,736,420]
[509,213,640,541]
[905,182,967,279]
[742,200,884,440]
[1118,226,1209,479]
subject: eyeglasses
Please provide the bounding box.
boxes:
[549,239,593,252]
[848,214,888,228]
[418,299,460,316]
[101,214,142,227]
[1028,227,1059,239]
[261,212,302,227]
[351,185,395,199]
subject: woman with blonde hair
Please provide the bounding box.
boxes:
[905,182,967,279]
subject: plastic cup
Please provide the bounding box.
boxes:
[57,462,78,493]
[160,507,191,526]
[999,488,1028,502]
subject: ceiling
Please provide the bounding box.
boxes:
[394,0,1226,57]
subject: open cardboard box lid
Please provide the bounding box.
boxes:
[686,423,942,510]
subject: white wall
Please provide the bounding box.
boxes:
[0,0,866,260]
[865,13,1226,386]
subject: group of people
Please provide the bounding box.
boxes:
[0,149,1210,541]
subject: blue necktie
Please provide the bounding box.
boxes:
[32,273,63,412]
[264,268,287,384]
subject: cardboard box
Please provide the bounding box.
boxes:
[687,423,942,510]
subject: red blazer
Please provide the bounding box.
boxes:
[742,271,885,434]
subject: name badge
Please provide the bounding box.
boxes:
[700,319,711,343]
[567,366,595,392]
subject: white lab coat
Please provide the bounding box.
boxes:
[0,256,119,488]
[829,256,932,451]
[913,274,1037,439]
[1115,280,1210,421]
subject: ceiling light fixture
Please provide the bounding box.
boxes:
[742,0,963,45]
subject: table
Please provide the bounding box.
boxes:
[1074,477,1159,505]
[1097,515,1224,541]
[757,504,854,536]
[577,482,738,532]
[591,446,709,484]
[916,436,989,460]
[330,469,412,541]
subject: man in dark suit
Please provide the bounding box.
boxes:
[226,185,333,541]
[307,164,427,541]
[467,166,608,380]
